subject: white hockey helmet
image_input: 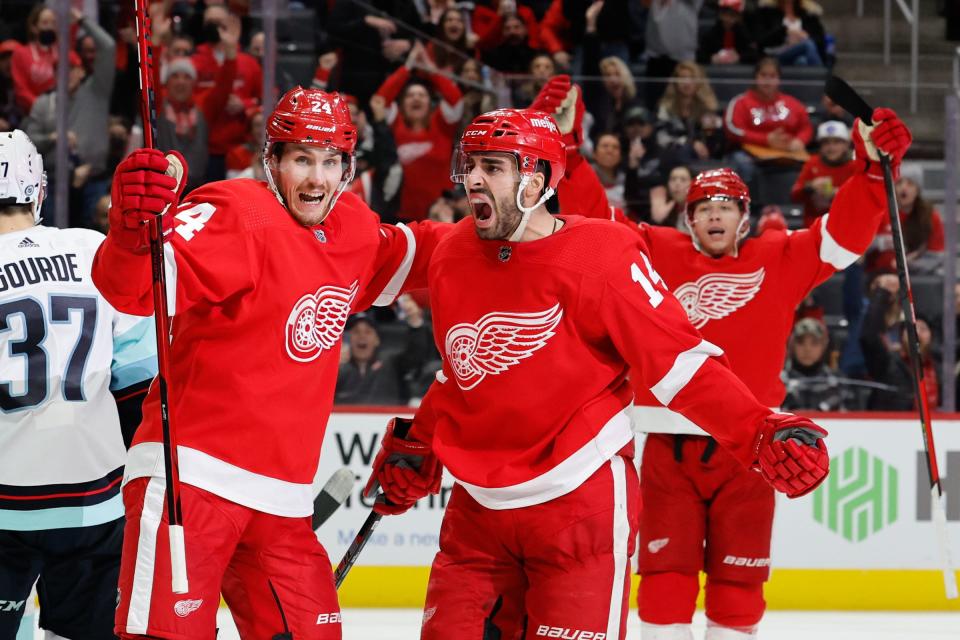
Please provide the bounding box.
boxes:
[0,130,46,223]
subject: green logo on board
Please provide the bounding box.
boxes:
[813,447,898,542]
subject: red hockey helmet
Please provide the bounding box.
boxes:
[266,87,358,153]
[452,108,565,193]
[263,87,358,221]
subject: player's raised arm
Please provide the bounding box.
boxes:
[599,236,828,497]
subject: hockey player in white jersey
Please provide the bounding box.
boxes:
[0,130,158,639]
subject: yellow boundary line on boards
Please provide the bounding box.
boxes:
[324,567,960,611]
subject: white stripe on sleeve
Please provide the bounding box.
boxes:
[373,223,416,307]
[650,339,724,406]
[818,213,860,270]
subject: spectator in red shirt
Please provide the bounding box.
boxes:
[11,5,66,113]
[724,56,812,184]
[473,0,541,53]
[375,41,463,221]
[697,0,760,66]
[866,167,945,275]
[191,4,261,182]
[790,120,857,226]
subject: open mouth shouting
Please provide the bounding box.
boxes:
[469,191,496,229]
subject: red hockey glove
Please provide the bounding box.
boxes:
[364,417,442,516]
[109,149,187,252]
[852,107,912,181]
[530,74,585,171]
[755,413,829,498]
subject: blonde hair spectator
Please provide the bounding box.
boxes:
[658,61,718,123]
[599,56,637,103]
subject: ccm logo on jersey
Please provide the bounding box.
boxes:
[0,600,25,612]
[317,612,342,624]
[285,281,358,362]
[673,268,765,329]
[535,626,605,639]
[444,303,563,390]
[722,555,770,568]
[529,117,558,133]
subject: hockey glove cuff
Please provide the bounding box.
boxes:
[853,108,912,182]
[755,413,829,499]
[530,74,585,159]
[365,417,442,515]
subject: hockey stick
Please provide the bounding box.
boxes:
[314,468,356,531]
[825,76,958,600]
[134,0,188,594]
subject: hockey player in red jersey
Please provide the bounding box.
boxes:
[529,75,912,640]
[92,88,447,639]
[365,108,831,640]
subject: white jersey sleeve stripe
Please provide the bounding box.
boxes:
[818,213,861,270]
[0,493,123,531]
[373,223,416,307]
[163,242,177,316]
[650,339,724,406]
[606,455,630,640]
[125,476,165,635]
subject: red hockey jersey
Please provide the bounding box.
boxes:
[410,217,773,510]
[556,159,886,433]
[92,182,446,516]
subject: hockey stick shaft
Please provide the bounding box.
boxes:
[334,509,382,589]
[134,0,188,595]
[825,76,957,599]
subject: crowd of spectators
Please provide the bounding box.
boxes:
[0,0,950,411]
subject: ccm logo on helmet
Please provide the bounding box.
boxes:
[530,117,558,132]
[535,626,605,639]
[464,129,485,137]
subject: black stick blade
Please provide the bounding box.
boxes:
[824,76,873,122]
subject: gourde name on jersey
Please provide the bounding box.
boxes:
[1,227,157,530]
[93,182,445,517]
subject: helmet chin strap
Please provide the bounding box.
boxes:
[507,176,555,242]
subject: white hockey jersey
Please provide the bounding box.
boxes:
[0,226,157,531]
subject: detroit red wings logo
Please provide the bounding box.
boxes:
[285,281,358,362]
[673,268,765,328]
[444,304,563,390]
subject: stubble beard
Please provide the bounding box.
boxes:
[475,193,523,241]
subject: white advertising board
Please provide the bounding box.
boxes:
[314,411,960,570]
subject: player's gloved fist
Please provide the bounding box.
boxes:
[853,107,912,181]
[364,417,442,516]
[755,413,829,499]
[108,149,188,252]
[530,74,585,163]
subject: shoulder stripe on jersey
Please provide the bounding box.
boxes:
[650,339,724,406]
[818,213,860,270]
[373,223,416,307]
[455,411,633,510]
[164,242,177,315]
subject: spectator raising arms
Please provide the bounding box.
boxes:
[790,120,857,227]
[192,4,262,182]
[375,41,463,220]
[697,0,760,66]
[749,0,828,67]
[866,167,946,275]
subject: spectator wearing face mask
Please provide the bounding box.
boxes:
[791,120,857,227]
[192,4,262,182]
[11,5,62,113]
[781,318,850,412]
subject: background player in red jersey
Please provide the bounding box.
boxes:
[92,88,447,640]
[365,108,830,640]
[529,75,912,640]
